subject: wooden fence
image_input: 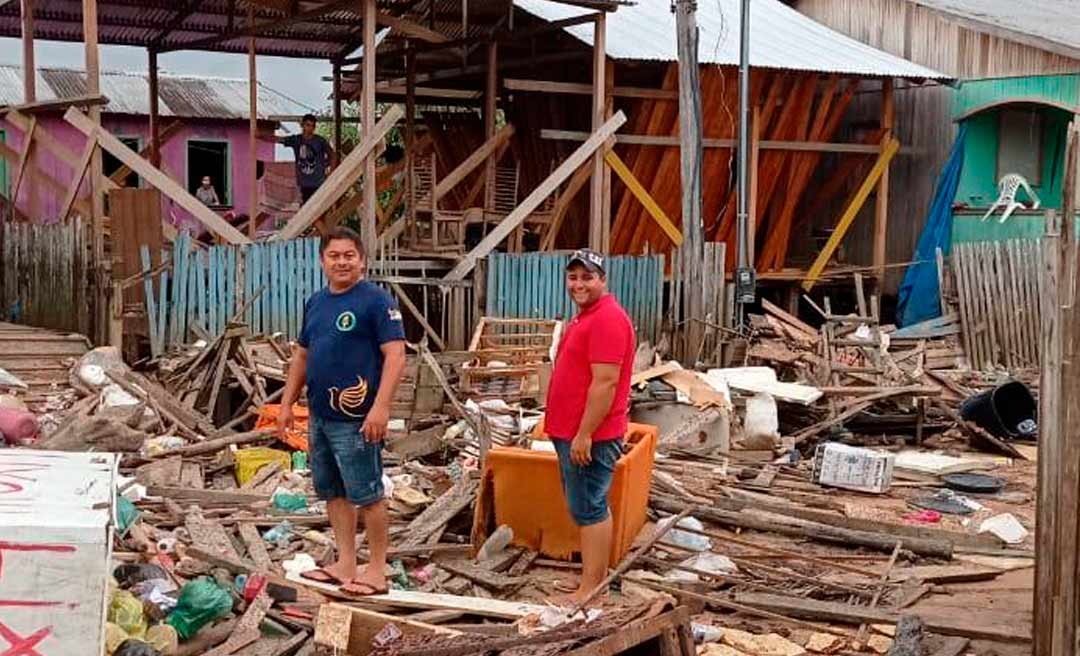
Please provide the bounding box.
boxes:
[1,218,92,336]
[953,239,1043,370]
[141,233,478,356]
[484,252,665,344]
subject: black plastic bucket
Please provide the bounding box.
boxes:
[959,380,1037,440]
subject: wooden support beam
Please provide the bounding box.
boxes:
[9,115,36,204]
[60,132,96,220]
[65,107,251,244]
[148,49,161,168]
[873,78,894,281]
[588,13,606,250]
[157,0,357,51]
[248,4,258,238]
[802,137,900,291]
[0,94,108,116]
[84,0,106,344]
[504,78,678,100]
[332,61,342,166]
[444,110,627,281]
[541,129,887,154]
[0,139,92,218]
[539,157,594,251]
[433,124,515,203]
[603,150,682,246]
[390,282,445,350]
[5,110,119,191]
[20,0,35,103]
[361,0,377,255]
[376,11,448,43]
[273,104,404,241]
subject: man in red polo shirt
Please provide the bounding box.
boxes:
[545,248,636,606]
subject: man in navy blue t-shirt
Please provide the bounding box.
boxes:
[278,226,406,596]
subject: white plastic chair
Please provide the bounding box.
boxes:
[981,173,1040,223]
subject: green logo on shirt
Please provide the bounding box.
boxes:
[335,311,356,332]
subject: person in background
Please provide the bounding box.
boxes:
[277,226,406,596]
[278,113,333,205]
[196,175,220,206]
[543,248,636,606]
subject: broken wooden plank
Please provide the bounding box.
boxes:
[186,512,244,561]
[202,590,273,656]
[152,486,269,505]
[150,429,274,458]
[239,521,275,573]
[434,558,528,592]
[401,477,479,548]
[732,592,1030,643]
[314,603,459,653]
[444,110,627,281]
[887,564,1004,584]
[288,574,544,619]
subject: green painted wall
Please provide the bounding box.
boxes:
[953,74,1080,118]
[955,106,1072,209]
[953,212,1080,244]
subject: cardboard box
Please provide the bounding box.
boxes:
[812,443,894,493]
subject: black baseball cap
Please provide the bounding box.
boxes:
[567,248,605,275]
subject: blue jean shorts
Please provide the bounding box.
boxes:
[308,414,384,507]
[552,438,623,526]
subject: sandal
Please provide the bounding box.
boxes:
[341,580,389,597]
[299,567,344,585]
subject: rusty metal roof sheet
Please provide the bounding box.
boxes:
[0,64,314,118]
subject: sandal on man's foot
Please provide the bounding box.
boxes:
[341,580,389,597]
[299,567,345,585]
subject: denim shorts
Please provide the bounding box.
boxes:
[552,438,623,526]
[308,414,384,507]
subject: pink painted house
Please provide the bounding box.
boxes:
[0,64,312,232]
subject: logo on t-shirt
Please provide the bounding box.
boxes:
[329,375,369,418]
[335,311,356,332]
[388,308,402,322]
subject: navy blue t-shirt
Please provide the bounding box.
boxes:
[298,281,405,422]
[281,134,330,190]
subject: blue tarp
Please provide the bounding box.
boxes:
[897,125,967,328]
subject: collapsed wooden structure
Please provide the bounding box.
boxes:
[1,0,947,355]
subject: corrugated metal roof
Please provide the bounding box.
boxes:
[0,64,314,119]
[513,0,950,79]
[912,0,1080,60]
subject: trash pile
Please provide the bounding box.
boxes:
[0,304,1039,655]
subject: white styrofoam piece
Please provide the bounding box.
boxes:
[0,450,118,656]
[707,367,823,406]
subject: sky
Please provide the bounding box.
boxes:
[0,38,335,156]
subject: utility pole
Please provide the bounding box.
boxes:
[734,0,755,326]
[673,0,704,359]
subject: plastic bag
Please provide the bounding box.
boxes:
[165,578,233,640]
[109,590,148,639]
[743,392,779,444]
[272,488,308,512]
[113,639,161,656]
[234,447,292,485]
[115,495,140,537]
[105,623,130,654]
[657,516,711,552]
[114,564,169,588]
[145,624,179,655]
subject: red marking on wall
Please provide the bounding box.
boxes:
[0,601,65,608]
[0,542,76,578]
[0,621,51,656]
[0,465,48,496]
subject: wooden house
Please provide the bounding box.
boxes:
[791,0,1080,287]
[0,64,311,231]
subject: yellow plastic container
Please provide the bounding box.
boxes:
[478,422,657,564]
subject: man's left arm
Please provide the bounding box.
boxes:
[570,363,621,465]
[361,339,406,442]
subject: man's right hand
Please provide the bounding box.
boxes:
[276,405,295,439]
